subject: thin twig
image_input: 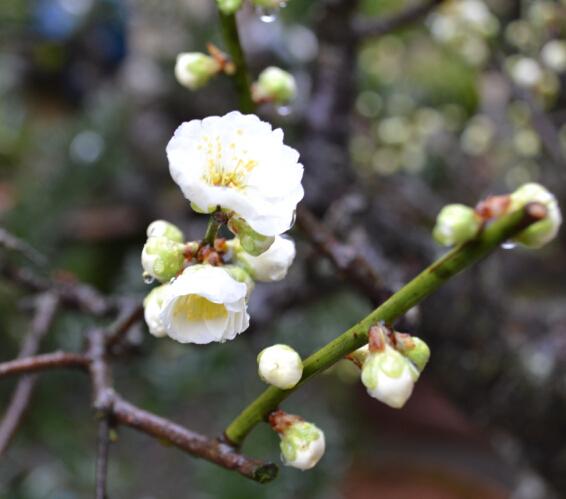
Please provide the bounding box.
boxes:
[0,293,60,455]
[0,352,89,378]
[0,227,48,267]
[95,417,111,499]
[224,203,546,445]
[352,0,446,39]
[105,303,144,351]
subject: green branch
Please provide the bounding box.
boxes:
[224,203,545,445]
[218,11,255,113]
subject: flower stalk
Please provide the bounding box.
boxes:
[224,203,546,445]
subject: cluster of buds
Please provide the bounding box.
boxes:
[427,0,499,66]
[432,182,562,249]
[269,410,325,470]
[349,324,430,409]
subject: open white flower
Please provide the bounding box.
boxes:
[257,344,303,389]
[361,345,419,409]
[160,264,249,344]
[166,111,304,237]
[279,421,326,470]
[143,284,171,337]
[235,236,296,282]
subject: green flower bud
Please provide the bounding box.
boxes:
[400,336,431,372]
[216,0,243,14]
[228,216,275,256]
[141,237,185,282]
[433,204,481,246]
[254,67,297,104]
[279,421,325,470]
[509,183,562,248]
[174,53,220,91]
[147,220,184,243]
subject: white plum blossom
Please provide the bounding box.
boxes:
[234,236,296,282]
[279,421,326,470]
[143,284,171,337]
[160,264,249,344]
[361,345,420,409]
[257,344,303,389]
[166,111,304,237]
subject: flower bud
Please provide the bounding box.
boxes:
[143,284,171,337]
[253,67,297,105]
[141,237,185,282]
[257,344,303,389]
[174,53,220,90]
[216,0,243,14]
[361,345,419,409]
[234,235,295,282]
[433,204,481,246]
[509,183,562,248]
[228,216,274,256]
[147,220,184,243]
[396,335,431,372]
[279,420,325,470]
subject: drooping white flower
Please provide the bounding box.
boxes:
[279,421,325,470]
[361,345,419,409]
[234,235,296,282]
[143,284,171,337]
[509,183,562,248]
[257,344,303,389]
[174,53,220,90]
[160,264,249,344]
[166,111,304,237]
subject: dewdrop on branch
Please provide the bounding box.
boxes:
[174,53,221,91]
[509,183,562,248]
[166,111,304,237]
[269,411,325,470]
[147,220,184,243]
[159,264,249,344]
[233,235,296,282]
[257,344,303,389]
[216,0,243,14]
[433,204,481,246]
[253,67,297,105]
[141,237,185,282]
[143,284,171,337]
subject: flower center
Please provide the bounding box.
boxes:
[198,133,258,189]
[173,294,228,321]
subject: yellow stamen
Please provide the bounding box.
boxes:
[173,295,228,321]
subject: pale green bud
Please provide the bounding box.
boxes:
[174,53,220,90]
[228,216,274,256]
[216,0,243,14]
[141,237,185,282]
[280,421,325,470]
[257,344,303,389]
[400,336,431,372]
[361,346,419,409]
[510,183,562,248]
[433,204,481,246]
[254,67,297,104]
[147,220,184,243]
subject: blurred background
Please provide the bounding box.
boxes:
[1,0,566,497]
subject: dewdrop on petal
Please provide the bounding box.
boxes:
[141,237,185,282]
[143,284,171,337]
[216,0,243,14]
[270,412,325,471]
[257,344,303,389]
[253,67,297,105]
[147,220,184,243]
[433,204,481,246]
[174,53,220,90]
[509,183,562,248]
[234,235,296,282]
[361,345,419,409]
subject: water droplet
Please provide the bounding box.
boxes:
[276,105,291,116]
[257,6,279,23]
[501,241,517,250]
[143,272,155,284]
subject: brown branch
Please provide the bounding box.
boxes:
[95,417,111,499]
[353,0,446,39]
[0,293,60,455]
[0,352,89,378]
[105,302,144,351]
[0,227,48,267]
